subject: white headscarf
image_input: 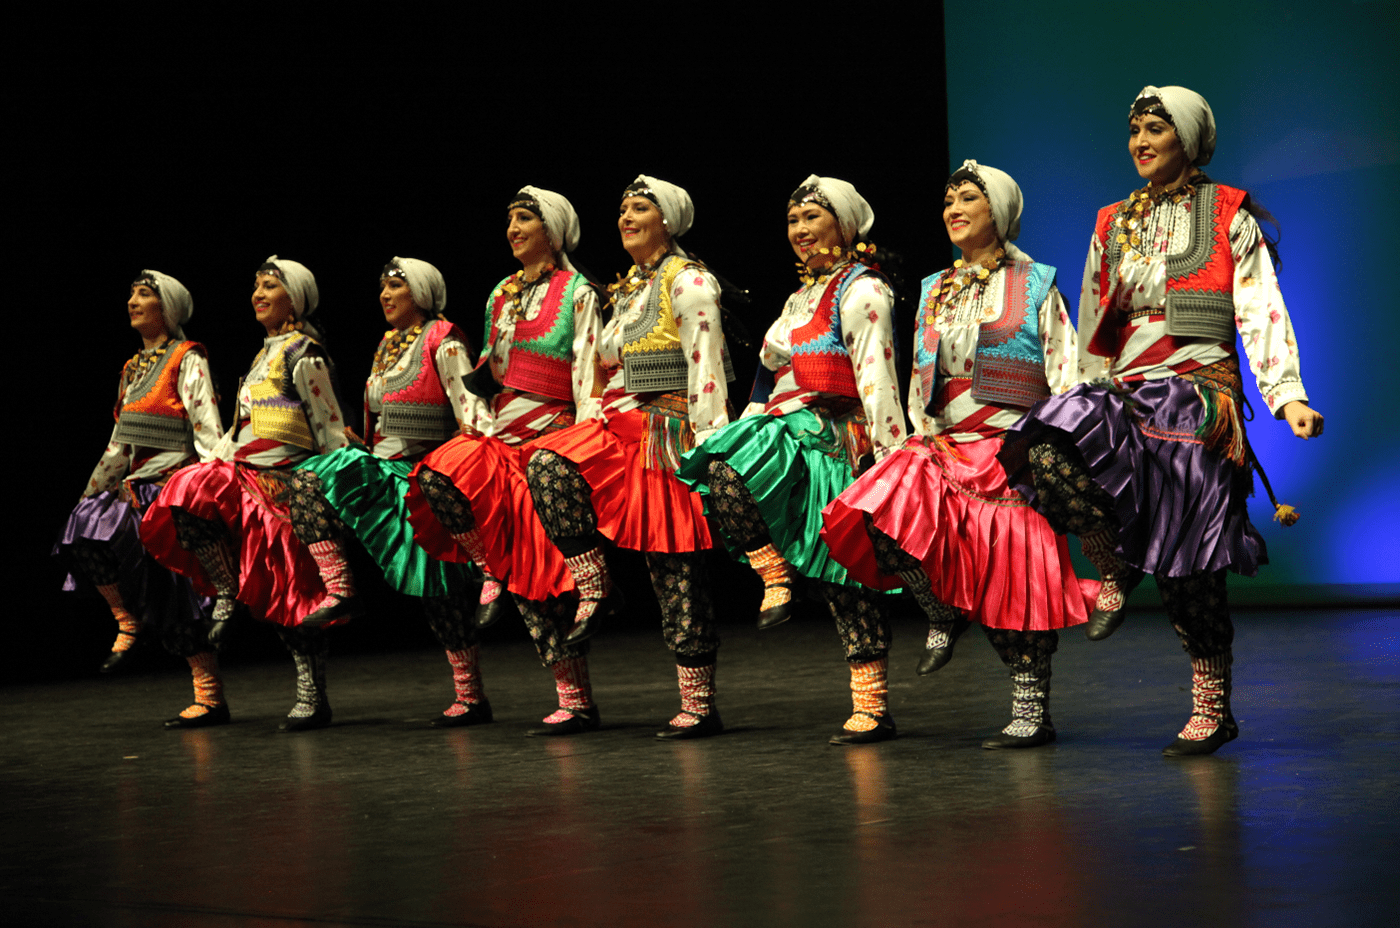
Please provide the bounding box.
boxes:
[515,186,582,273]
[1133,85,1216,166]
[790,175,875,246]
[950,160,1031,262]
[625,174,694,241]
[386,257,447,315]
[134,269,193,340]
[259,255,322,340]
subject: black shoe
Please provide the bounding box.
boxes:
[164,703,231,730]
[982,725,1056,750]
[526,707,600,737]
[1162,716,1239,756]
[279,704,333,732]
[564,589,624,645]
[1085,570,1143,641]
[829,713,897,745]
[656,710,724,740]
[301,594,365,628]
[474,596,510,630]
[757,585,796,630]
[916,617,972,675]
[431,700,494,728]
[100,647,138,674]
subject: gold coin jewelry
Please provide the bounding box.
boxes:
[371,322,425,377]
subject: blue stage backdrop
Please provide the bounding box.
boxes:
[945,0,1399,599]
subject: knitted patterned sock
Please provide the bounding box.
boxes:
[178,651,226,719]
[288,651,323,719]
[192,538,239,621]
[542,655,593,724]
[895,568,961,649]
[449,529,501,605]
[1080,529,1138,614]
[748,543,795,612]
[1001,659,1053,737]
[307,539,356,612]
[669,662,717,728]
[441,645,486,716]
[96,583,139,652]
[563,547,610,628]
[1178,653,1232,740]
[843,657,889,733]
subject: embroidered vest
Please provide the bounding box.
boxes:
[1089,182,1246,356]
[917,260,1055,414]
[475,270,582,402]
[379,319,465,441]
[112,340,202,452]
[248,334,321,451]
[621,255,736,394]
[750,263,882,404]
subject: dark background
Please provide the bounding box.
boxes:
[16,6,949,683]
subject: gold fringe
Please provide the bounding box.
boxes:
[1273,503,1300,527]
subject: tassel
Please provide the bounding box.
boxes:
[1252,458,1300,528]
[1192,383,1247,467]
[643,410,693,471]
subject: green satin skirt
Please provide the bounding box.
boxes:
[675,409,862,586]
[297,445,475,598]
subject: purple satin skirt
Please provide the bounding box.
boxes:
[54,481,209,628]
[998,377,1267,578]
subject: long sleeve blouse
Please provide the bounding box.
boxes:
[84,344,223,496]
[751,270,905,459]
[364,325,477,461]
[599,261,730,443]
[913,266,1077,443]
[477,277,604,444]
[1077,197,1307,416]
[212,332,347,467]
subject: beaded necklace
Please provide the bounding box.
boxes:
[794,242,877,287]
[1112,173,1204,258]
[606,261,660,314]
[500,265,556,321]
[370,322,425,378]
[930,248,1006,326]
[122,338,173,390]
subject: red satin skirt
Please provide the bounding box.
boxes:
[407,434,574,601]
[528,410,713,553]
[821,435,1095,631]
[140,461,330,628]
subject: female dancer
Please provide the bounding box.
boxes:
[676,175,905,745]
[524,174,734,739]
[999,86,1323,755]
[292,257,488,726]
[142,256,351,732]
[407,188,604,729]
[56,270,226,728]
[821,162,1095,749]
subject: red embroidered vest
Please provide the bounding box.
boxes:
[380,319,465,441]
[1088,182,1246,357]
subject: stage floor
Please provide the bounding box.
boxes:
[2,608,1396,927]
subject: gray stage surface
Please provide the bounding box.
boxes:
[3,609,1396,927]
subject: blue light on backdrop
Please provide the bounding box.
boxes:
[945,0,1399,595]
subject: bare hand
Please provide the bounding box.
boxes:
[1281,400,1323,439]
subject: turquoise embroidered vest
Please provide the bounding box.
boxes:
[918,260,1054,414]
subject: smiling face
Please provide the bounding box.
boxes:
[507,206,553,268]
[1128,113,1192,187]
[380,274,425,330]
[943,181,998,257]
[128,283,167,340]
[617,195,669,265]
[252,272,296,334]
[787,202,844,269]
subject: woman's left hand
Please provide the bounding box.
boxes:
[1281,400,1324,439]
